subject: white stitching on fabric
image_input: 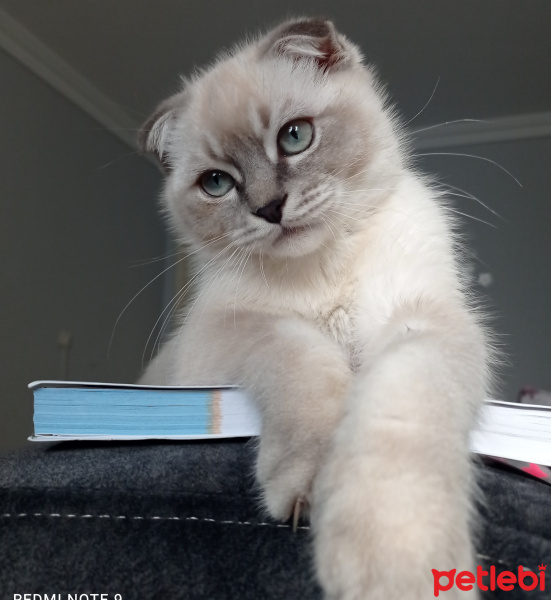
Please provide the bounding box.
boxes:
[0,514,519,564]
[0,513,520,566]
[0,512,310,530]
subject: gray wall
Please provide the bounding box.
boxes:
[0,49,166,452]
[419,136,551,400]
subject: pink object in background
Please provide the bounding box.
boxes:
[487,385,551,484]
[518,386,551,407]
[488,457,551,485]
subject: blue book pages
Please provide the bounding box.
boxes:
[35,422,211,435]
[34,388,214,406]
[30,382,261,439]
[33,387,215,436]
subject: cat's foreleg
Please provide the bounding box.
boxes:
[174,310,352,521]
[312,309,487,600]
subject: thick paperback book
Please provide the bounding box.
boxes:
[29,380,261,440]
[29,381,551,479]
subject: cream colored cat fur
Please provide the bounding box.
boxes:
[139,17,491,600]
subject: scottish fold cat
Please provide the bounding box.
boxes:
[139,17,491,599]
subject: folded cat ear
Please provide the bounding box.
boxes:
[263,17,361,71]
[138,92,186,172]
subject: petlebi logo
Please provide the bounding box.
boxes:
[432,564,546,596]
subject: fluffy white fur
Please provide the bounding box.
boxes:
[139,18,491,599]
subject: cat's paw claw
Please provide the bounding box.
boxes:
[291,496,308,532]
[258,446,318,521]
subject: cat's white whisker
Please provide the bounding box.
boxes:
[338,167,374,185]
[330,155,367,178]
[417,151,523,187]
[130,246,190,268]
[403,77,440,126]
[319,215,338,244]
[294,192,332,220]
[182,247,245,337]
[222,249,250,329]
[438,182,503,220]
[339,201,376,212]
[326,212,351,228]
[259,250,269,288]
[110,232,232,356]
[196,247,244,327]
[339,187,390,194]
[98,150,142,170]
[333,199,378,209]
[144,240,237,365]
[411,118,486,135]
[446,208,498,229]
[233,249,253,330]
[327,209,361,223]
[323,214,347,241]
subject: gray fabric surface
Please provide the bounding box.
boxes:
[1,441,550,599]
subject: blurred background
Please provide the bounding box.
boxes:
[1,0,550,452]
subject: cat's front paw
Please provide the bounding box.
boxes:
[256,437,316,523]
[312,454,479,600]
[255,362,350,522]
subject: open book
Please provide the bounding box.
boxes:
[29,380,551,480]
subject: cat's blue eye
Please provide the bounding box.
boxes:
[277,119,314,156]
[200,171,235,197]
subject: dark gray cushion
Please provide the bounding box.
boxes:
[0,441,550,599]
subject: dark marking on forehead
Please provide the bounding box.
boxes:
[258,105,271,130]
[203,136,241,171]
[226,133,268,165]
[204,143,221,164]
[224,154,240,171]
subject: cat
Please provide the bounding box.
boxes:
[138,17,491,600]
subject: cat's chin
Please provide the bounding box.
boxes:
[267,222,327,259]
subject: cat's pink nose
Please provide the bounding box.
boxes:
[255,195,287,224]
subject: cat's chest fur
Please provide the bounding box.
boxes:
[287,281,356,355]
[316,304,357,368]
[277,286,358,369]
[210,257,361,369]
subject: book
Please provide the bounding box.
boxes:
[29,380,261,441]
[29,381,551,479]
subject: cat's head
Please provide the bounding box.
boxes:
[139,17,405,259]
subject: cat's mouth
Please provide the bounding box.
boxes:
[273,224,310,245]
[281,225,308,237]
